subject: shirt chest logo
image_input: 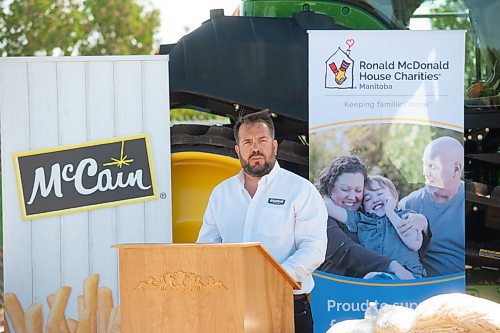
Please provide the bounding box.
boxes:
[268,198,286,205]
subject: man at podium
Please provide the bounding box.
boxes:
[197,109,328,333]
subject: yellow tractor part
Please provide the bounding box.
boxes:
[171,151,241,243]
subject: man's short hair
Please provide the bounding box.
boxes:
[233,109,275,144]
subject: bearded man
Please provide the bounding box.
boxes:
[197,109,327,333]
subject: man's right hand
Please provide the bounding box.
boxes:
[400,213,428,236]
[388,260,415,280]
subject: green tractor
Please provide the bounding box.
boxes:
[162,0,500,300]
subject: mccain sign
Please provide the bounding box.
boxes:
[14,134,156,220]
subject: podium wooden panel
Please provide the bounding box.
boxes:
[113,243,300,333]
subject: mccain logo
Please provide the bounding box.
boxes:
[14,134,156,220]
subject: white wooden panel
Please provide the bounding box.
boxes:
[0,62,33,307]
[86,61,119,299]
[143,59,172,243]
[114,61,143,134]
[114,61,145,245]
[57,61,90,319]
[27,62,61,314]
[86,61,116,141]
[1,56,171,319]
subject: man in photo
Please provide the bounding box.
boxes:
[400,136,465,277]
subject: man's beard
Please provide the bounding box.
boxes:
[241,152,276,177]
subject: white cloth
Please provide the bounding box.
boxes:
[197,162,327,294]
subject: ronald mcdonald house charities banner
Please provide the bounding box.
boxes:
[308,30,465,331]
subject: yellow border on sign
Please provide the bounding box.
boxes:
[13,133,158,221]
[313,272,465,287]
[310,118,464,132]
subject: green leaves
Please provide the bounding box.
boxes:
[0,0,160,56]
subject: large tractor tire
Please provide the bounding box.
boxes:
[170,123,308,243]
[171,124,240,243]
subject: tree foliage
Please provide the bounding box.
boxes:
[0,0,160,56]
[170,108,228,123]
[310,124,462,198]
[429,0,476,92]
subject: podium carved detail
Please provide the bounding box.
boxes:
[135,270,227,292]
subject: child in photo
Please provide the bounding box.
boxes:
[324,175,427,279]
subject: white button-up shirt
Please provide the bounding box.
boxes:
[197,162,327,294]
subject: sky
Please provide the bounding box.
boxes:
[150,0,242,45]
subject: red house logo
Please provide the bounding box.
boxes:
[325,39,355,89]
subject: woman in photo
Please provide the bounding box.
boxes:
[315,155,425,279]
[324,175,427,279]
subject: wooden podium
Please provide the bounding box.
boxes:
[113,243,300,333]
